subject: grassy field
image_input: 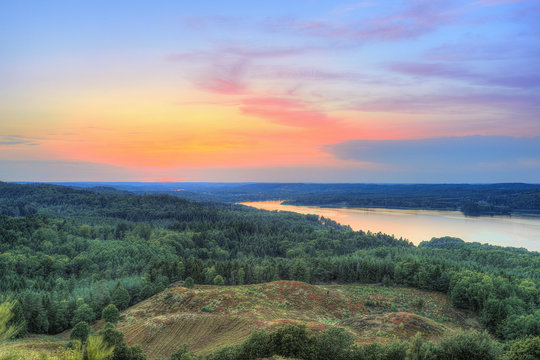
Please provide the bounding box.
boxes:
[0,335,67,359]
[116,281,480,358]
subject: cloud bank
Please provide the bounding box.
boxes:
[324,135,540,182]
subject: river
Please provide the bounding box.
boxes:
[239,201,540,252]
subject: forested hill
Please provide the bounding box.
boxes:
[0,182,539,350]
[281,183,540,216]
[0,181,409,335]
[0,181,222,221]
[50,181,540,216]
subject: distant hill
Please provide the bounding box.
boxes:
[43,181,540,216]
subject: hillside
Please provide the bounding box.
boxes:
[1,182,539,359]
[55,182,540,216]
[116,281,479,358]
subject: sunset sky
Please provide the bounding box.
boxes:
[1,0,539,182]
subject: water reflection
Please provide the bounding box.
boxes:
[239,201,540,252]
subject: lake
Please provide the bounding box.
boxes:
[239,201,540,252]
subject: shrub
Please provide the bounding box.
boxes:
[72,303,96,326]
[184,277,195,288]
[102,304,120,323]
[434,330,502,360]
[213,275,225,285]
[70,321,91,342]
[171,344,199,360]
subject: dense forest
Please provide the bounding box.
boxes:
[51,181,540,216]
[0,182,539,359]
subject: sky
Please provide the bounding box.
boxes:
[1,0,539,182]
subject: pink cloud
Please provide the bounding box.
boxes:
[239,96,337,127]
[165,44,328,96]
[198,76,247,95]
[195,58,249,95]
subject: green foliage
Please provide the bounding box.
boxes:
[0,182,539,345]
[207,326,507,360]
[111,284,131,311]
[102,304,120,324]
[4,300,25,339]
[310,327,354,360]
[0,300,23,343]
[184,277,194,288]
[86,334,115,360]
[357,341,409,360]
[210,325,354,360]
[97,324,146,360]
[434,330,502,360]
[70,321,91,343]
[170,344,199,360]
[72,303,96,327]
[236,268,245,286]
[237,330,273,359]
[505,336,540,360]
[213,275,225,285]
[406,332,437,360]
[502,310,540,340]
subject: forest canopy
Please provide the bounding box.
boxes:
[0,182,538,353]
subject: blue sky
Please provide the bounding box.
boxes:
[1,0,539,182]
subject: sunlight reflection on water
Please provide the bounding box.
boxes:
[239,201,540,252]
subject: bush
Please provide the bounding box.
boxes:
[70,321,91,342]
[184,277,194,288]
[72,303,96,326]
[102,304,120,323]
[311,327,354,360]
[434,330,502,360]
[237,330,272,359]
[213,275,225,285]
[171,344,199,360]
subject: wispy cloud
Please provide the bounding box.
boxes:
[197,58,249,95]
[330,2,375,15]
[424,41,540,62]
[165,44,324,62]
[472,0,533,7]
[353,93,540,113]
[386,61,540,88]
[165,43,331,96]
[239,96,337,127]
[266,0,459,43]
[0,135,40,147]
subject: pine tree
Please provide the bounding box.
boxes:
[111,284,131,310]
